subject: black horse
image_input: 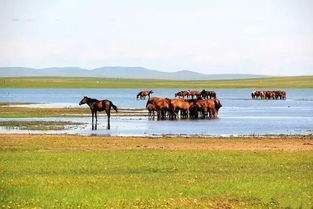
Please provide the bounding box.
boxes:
[79,96,118,130]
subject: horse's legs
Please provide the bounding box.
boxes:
[95,111,98,130]
[157,110,162,120]
[91,111,94,130]
[106,109,111,130]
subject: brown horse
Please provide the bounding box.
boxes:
[252,91,265,99]
[274,91,286,100]
[146,97,171,120]
[169,99,191,119]
[137,90,153,100]
[175,91,189,98]
[146,103,157,118]
[187,90,201,99]
[201,89,216,99]
[193,98,222,118]
[265,91,276,100]
[79,96,118,130]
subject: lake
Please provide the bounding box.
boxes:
[0,88,313,136]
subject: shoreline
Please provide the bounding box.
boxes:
[1,134,313,152]
[0,133,312,138]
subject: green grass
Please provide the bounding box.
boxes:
[0,106,87,118]
[0,136,312,209]
[0,76,312,88]
[0,121,84,130]
[0,106,146,118]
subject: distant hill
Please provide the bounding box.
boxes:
[0,66,269,80]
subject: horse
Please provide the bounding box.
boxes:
[274,91,286,100]
[193,98,222,119]
[187,90,201,99]
[253,91,265,99]
[201,89,216,99]
[265,91,275,100]
[175,91,189,99]
[137,90,153,100]
[79,96,118,130]
[251,91,256,99]
[146,103,157,118]
[169,99,191,119]
[146,97,171,120]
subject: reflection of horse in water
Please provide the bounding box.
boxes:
[79,96,118,130]
[137,90,153,100]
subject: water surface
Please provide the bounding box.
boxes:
[0,88,312,136]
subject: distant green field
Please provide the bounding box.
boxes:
[0,76,312,88]
[0,135,312,209]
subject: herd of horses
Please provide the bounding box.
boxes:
[251,90,287,100]
[146,97,222,120]
[136,89,217,100]
[79,89,287,130]
[175,90,217,99]
[143,89,220,120]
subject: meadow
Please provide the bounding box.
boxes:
[0,76,312,88]
[0,104,145,118]
[0,135,312,209]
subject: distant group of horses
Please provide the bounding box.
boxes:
[136,89,217,100]
[251,90,286,100]
[175,90,217,99]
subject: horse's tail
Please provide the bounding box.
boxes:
[136,92,141,99]
[146,99,150,108]
[214,99,222,111]
[111,102,118,112]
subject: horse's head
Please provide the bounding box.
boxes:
[150,90,154,94]
[79,96,88,105]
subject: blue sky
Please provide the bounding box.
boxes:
[0,0,312,75]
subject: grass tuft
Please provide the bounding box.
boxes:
[0,121,84,130]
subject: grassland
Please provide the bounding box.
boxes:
[0,76,312,88]
[0,106,87,118]
[0,105,146,118]
[0,121,84,130]
[0,135,313,209]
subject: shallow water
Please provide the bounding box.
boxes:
[0,88,313,136]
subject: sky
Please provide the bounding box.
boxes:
[0,0,312,75]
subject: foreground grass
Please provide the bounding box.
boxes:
[0,135,313,209]
[0,76,312,88]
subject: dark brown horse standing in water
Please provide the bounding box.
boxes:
[137,90,154,100]
[79,96,118,130]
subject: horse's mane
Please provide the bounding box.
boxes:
[86,97,99,103]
